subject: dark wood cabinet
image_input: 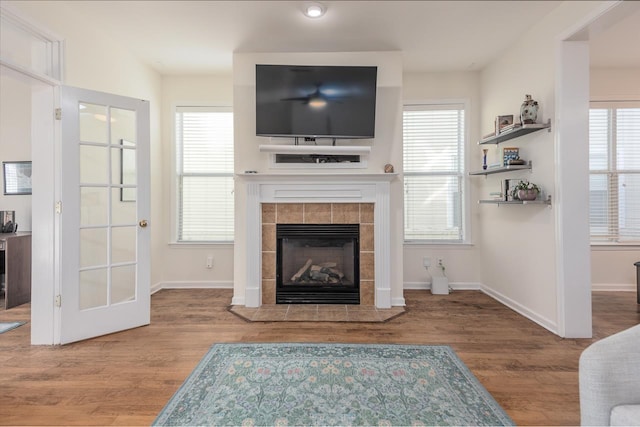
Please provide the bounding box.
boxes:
[0,232,31,309]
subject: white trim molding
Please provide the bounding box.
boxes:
[403,282,482,291]
[591,284,637,292]
[482,285,558,335]
[0,5,64,83]
[391,297,406,307]
[152,281,234,295]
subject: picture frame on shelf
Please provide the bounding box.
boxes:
[495,115,514,135]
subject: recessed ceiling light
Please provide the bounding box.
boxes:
[304,3,326,18]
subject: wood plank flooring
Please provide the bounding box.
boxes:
[0,289,638,426]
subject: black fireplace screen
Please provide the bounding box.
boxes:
[276,224,360,304]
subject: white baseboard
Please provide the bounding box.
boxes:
[592,283,637,292]
[403,281,430,290]
[403,281,482,291]
[451,282,482,290]
[153,281,234,291]
[480,284,559,334]
[150,282,163,295]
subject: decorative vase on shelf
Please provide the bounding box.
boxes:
[517,189,539,201]
[520,94,539,124]
[482,149,488,170]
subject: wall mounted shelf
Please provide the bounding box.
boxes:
[478,119,551,145]
[469,161,532,176]
[478,195,552,207]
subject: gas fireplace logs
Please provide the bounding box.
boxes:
[290,259,346,284]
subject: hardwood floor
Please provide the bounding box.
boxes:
[0,289,638,426]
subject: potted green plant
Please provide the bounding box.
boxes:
[511,180,540,201]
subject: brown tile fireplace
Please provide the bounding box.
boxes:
[261,203,375,306]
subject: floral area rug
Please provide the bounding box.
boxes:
[0,321,25,334]
[153,343,513,426]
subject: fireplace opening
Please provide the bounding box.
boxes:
[276,224,359,304]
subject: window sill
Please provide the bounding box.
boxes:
[404,241,474,248]
[591,243,640,251]
[169,241,234,248]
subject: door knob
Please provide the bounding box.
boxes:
[139,219,148,228]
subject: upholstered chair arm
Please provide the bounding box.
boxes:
[579,324,640,426]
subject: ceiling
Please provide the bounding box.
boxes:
[29,1,640,74]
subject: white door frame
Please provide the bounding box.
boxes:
[0,4,63,344]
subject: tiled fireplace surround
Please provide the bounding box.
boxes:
[241,174,395,309]
[261,202,375,305]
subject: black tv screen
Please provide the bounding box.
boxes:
[256,64,377,139]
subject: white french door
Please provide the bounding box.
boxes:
[59,86,150,344]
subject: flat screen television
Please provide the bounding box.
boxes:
[256,64,377,139]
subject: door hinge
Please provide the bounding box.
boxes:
[55,201,62,214]
[55,295,61,307]
[55,108,62,120]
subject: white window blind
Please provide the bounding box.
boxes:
[175,106,234,242]
[589,103,640,243]
[403,103,466,242]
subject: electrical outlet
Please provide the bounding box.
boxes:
[423,257,431,268]
[206,256,213,269]
[438,258,446,275]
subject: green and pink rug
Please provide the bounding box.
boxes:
[154,343,513,426]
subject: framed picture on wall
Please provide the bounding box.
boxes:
[2,161,32,195]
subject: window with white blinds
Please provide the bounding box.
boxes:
[175,106,234,242]
[403,103,466,242]
[589,103,640,243]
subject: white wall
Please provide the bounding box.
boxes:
[590,67,640,290]
[159,75,234,287]
[402,71,483,288]
[591,67,640,101]
[478,1,610,333]
[0,68,32,231]
[232,51,404,305]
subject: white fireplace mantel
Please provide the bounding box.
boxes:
[237,173,397,309]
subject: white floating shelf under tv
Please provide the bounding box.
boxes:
[259,145,372,156]
[259,144,371,169]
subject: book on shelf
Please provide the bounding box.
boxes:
[489,191,503,201]
[502,147,519,166]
